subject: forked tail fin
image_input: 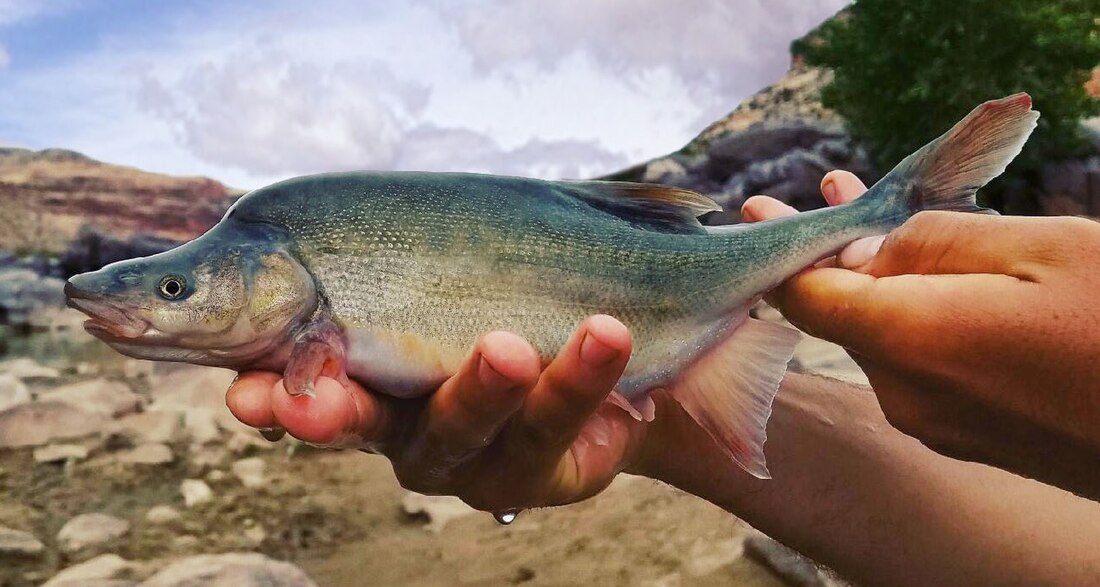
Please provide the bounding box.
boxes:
[871,93,1039,219]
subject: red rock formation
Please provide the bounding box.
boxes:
[0,148,242,254]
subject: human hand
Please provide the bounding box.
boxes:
[743,170,1100,496]
[225,315,653,512]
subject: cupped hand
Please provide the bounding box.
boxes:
[743,170,1100,496]
[225,315,652,512]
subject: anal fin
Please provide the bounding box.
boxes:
[667,317,801,479]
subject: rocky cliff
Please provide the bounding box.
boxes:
[0,148,241,256]
[602,66,875,224]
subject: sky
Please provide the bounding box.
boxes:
[0,0,848,189]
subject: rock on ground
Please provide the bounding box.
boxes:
[401,492,475,534]
[42,553,140,587]
[0,525,45,557]
[139,553,317,587]
[109,411,182,445]
[116,443,174,466]
[34,443,90,464]
[0,401,107,448]
[144,505,182,525]
[39,378,143,418]
[744,533,836,587]
[0,357,61,380]
[231,457,267,489]
[56,513,131,557]
[180,479,214,508]
[0,373,30,411]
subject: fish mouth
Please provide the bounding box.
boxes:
[65,283,149,340]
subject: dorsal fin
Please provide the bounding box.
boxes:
[555,180,721,233]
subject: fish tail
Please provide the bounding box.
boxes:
[864,93,1039,222]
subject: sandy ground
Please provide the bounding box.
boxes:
[0,441,789,587]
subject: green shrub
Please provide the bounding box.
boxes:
[795,0,1100,176]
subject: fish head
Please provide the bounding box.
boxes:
[65,226,316,367]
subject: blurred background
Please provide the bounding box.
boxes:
[0,1,1096,586]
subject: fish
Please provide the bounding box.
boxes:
[65,94,1038,478]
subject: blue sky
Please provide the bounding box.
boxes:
[0,0,847,189]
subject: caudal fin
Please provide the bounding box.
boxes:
[666,317,801,479]
[879,93,1039,215]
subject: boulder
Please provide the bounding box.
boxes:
[39,378,143,418]
[1038,155,1100,217]
[56,513,131,558]
[0,401,107,447]
[0,525,45,558]
[0,268,66,327]
[139,553,317,587]
[0,373,30,411]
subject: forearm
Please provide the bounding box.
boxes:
[634,373,1100,586]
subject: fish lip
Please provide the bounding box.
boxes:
[65,293,149,340]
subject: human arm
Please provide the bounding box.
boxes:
[225,324,1100,586]
[743,171,1100,498]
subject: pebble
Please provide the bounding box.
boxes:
[0,373,30,411]
[144,505,182,525]
[0,357,61,380]
[33,443,90,464]
[38,378,142,418]
[401,492,475,534]
[117,443,174,466]
[56,513,131,557]
[0,525,45,557]
[0,401,107,448]
[140,553,318,587]
[183,409,221,444]
[180,479,213,508]
[231,457,267,489]
[41,553,137,587]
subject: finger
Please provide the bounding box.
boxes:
[862,212,1090,280]
[741,196,797,223]
[771,267,1020,358]
[836,235,885,270]
[419,331,541,458]
[226,371,282,429]
[514,315,632,456]
[820,170,868,206]
[270,376,392,448]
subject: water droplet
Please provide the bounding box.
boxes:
[492,509,521,525]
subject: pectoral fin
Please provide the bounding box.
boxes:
[667,317,801,479]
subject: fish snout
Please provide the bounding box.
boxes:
[65,272,149,339]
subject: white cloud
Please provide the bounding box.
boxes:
[0,44,10,68]
[0,1,845,188]
[432,0,847,115]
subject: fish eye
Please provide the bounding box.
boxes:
[157,275,188,300]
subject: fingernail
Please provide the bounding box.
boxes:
[839,236,884,269]
[580,332,618,366]
[478,356,513,390]
[258,427,286,442]
[822,179,838,204]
